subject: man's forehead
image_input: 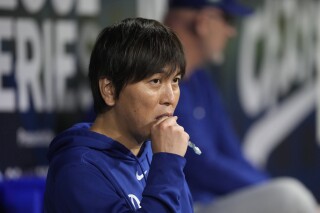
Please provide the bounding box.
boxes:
[160,67,182,76]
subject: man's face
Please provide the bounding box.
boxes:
[113,68,182,143]
[198,7,237,63]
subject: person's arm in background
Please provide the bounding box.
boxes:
[177,71,268,197]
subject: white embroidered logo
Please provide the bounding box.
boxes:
[135,170,147,181]
[128,194,141,209]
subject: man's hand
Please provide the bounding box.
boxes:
[150,116,189,157]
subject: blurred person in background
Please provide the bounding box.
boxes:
[44,17,193,212]
[164,0,319,212]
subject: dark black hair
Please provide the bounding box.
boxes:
[88,17,186,114]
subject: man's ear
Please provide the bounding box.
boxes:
[99,78,115,106]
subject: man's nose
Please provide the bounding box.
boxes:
[160,84,176,106]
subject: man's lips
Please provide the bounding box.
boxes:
[155,113,173,120]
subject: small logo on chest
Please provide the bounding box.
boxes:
[135,170,147,181]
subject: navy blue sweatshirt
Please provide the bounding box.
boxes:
[44,123,193,212]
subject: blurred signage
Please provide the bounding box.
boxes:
[0,0,101,171]
[238,0,318,167]
[235,0,320,201]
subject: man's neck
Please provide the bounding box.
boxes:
[90,113,143,156]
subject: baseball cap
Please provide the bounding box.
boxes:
[169,0,253,16]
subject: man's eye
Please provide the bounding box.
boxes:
[151,79,161,84]
[173,77,181,83]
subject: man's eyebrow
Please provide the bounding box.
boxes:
[148,67,181,78]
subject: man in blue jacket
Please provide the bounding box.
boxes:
[165,0,318,212]
[44,17,193,212]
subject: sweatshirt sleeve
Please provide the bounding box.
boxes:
[141,153,193,213]
[184,148,268,195]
